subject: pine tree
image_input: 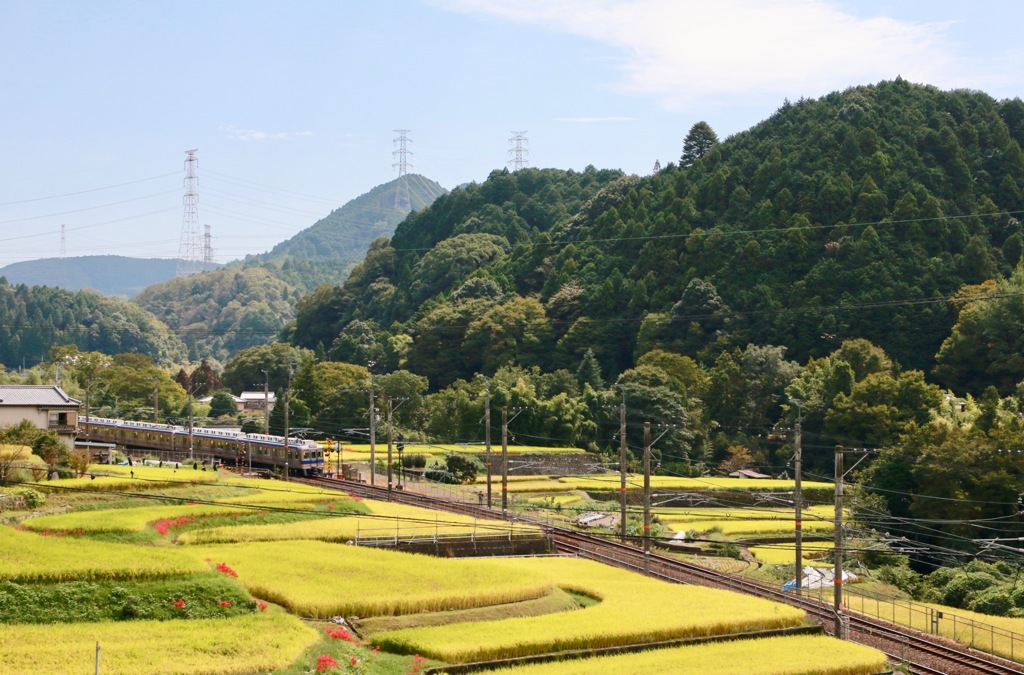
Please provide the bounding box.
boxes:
[681,121,719,167]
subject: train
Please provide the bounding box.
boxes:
[81,417,324,476]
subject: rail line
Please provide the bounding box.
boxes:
[300,476,1024,675]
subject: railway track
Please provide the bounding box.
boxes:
[301,476,1024,675]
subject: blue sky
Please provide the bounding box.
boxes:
[1,0,1022,266]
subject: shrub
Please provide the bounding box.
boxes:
[941,572,999,608]
[403,454,427,469]
[969,587,1014,616]
[8,487,46,509]
[445,454,482,484]
[876,564,922,597]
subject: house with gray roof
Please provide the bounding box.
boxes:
[0,385,80,451]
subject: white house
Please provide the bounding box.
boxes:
[0,385,80,451]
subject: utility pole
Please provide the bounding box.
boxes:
[643,421,652,576]
[793,399,803,596]
[152,377,159,423]
[369,364,377,486]
[386,398,394,502]
[84,379,91,445]
[501,406,508,513]
[481,376,492,509]
[619,395,628,542]
[187,388,194,461]
[282,365,292,482]
[261,370,270,434]
[834,445,844,638]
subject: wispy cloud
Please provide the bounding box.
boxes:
[555,116,637,123]
[434,0,968,109]
[222,125,314,141]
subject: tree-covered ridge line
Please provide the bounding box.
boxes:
[0,278,186,369]
[130,175,448,362]
[251,173,447,268]
[293,80,1024,398]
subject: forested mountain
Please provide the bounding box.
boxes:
[130,175,448,362]
[133,266,300,362]
[241,174,447,294]
[0,256,219,298]
[253,174,446,264]
[0,278,186,368]
[294,80,1024,396]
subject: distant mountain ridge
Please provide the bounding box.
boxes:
[130,174,448,361]
[0,256,219,298]
[252,173,447,268]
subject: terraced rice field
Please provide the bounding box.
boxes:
[487,634,888,675]
[372,556,806,662]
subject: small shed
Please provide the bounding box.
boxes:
[728,468,772,479]
[576,511,620,529]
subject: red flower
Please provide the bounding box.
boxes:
[218,600,232,607]
[215,562,239,578]
[326,626,356,642]
[328,503,336,510]
[173,598,185,609]
[349,656,358,665]
[315,654,338,672]
[257,601,268,611]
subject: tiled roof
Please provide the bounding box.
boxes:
[0,385,80,407]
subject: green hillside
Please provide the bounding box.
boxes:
[256,174,446,264]
[0,279,186,368]
[293,80,1024,394]
[132,175,447,361]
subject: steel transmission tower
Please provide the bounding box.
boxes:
[392,130,412,211]
[508,131,529,171]
[203,224,213,268]
[60,224,66,257]
[176,149,202,277]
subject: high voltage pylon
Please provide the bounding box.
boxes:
[508,131,529,171]
[176,149,202,277]
[59,224,66,257]
[203,223,213,268]
[392,130,412,211]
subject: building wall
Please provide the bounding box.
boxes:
[0,407,78,452]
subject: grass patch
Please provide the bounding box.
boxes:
[355,587,586,635]
[274,622,441,675]
[0,572,258,623]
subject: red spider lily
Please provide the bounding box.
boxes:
[315,654,338,672]
[173,598,185,609]
[215,562,238,578]
[218,600,232,607]
[326,626,356,643]
[257,601,268,611]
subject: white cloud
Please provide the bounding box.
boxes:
[434,0,966,109]
[222,125,314,142]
